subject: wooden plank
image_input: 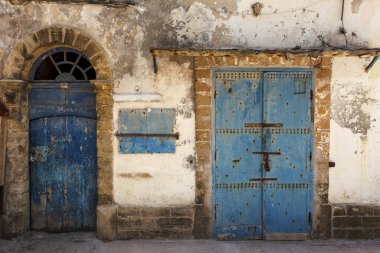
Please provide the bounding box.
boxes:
[0,118,6,186]
[151,48,380,58]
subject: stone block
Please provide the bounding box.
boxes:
[346,229,373,240]
[157,217,192,229]
[347,205,374,217]
[170,206,194,217]
[333,217,362,228]
[118,207,140,218]
[118,217,157,231]
[333,205,347,216]
[333,228,347,239]
[193,204,211,238]
[96,205,117,241]
[140,207,170,217]
[362,217,380,228]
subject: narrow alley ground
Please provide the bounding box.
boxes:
[0,232,379,253]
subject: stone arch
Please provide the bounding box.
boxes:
[3,26,112,81]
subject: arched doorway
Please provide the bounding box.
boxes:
[29,48,98,231]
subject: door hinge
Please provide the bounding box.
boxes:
[308,151,312,162]
[214,150,217,160]
[214,204,217,221]
[310,89,314,123]
[308,211,312,226]
[214,90,217,99]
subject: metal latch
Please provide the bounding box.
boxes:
[252,151,281,172]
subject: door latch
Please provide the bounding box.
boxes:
[252,151,281,172]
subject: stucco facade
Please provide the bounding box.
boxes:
[0,0,380,240]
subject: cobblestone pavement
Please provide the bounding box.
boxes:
[0,232,380,253]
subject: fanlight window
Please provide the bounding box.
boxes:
[31,48,96,81]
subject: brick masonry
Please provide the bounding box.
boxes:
[193,54,333,239]
[332,204,380,239]
[116,206,194,239]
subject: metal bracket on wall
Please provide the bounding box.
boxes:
[365,56,379,73]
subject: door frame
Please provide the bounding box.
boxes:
[211,67,315,239]
[28,81,98,231]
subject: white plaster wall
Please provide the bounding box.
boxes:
[113,57,195,206]
[329,57,380,204]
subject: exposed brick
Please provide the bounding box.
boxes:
[316,106,330,118]
[347,205,374,217]
[316,68,332,80]
[315,118,330,130]
[196,130,210,142]
[195,57,210,68]
[195,94,211,106]
[333,205,347,216]
[195,118,211,130]
[333,217,362,228]
[320,57,332,69]
[362,217,380,228]
[315,92,331,105]
[195,142,211,156]
[195,106,211,117]
[195,81,211,92]
[346,229,374,240]
[195,69,211,79]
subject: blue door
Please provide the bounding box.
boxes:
[30,83,97,231]
[213,70,313,240]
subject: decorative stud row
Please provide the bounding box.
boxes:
[215,128,311,135]
[216,72,262,80]
[216,182,310,189]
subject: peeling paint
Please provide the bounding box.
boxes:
[331,84,376,135]
[351,0,364,14]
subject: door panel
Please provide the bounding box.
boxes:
[30,83,97,231]
[214,72,264,240]
[263,72,312,238]
[213,70,313,240]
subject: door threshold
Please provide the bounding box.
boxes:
[265,233,310,241]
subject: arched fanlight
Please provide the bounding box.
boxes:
[30,48,96,81]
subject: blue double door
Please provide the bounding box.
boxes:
[214,70,313,240]
[29,83,97,231]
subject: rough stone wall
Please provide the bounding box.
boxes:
[332,204,380,239]
[0,80,29,238]
[192,54,332,238]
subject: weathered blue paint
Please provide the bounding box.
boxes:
[29,82,97,231]
[118,108,176,154]
[213,69,313,240]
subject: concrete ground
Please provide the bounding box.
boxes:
[0,232,380,253]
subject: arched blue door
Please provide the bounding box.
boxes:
[29,83,97,231]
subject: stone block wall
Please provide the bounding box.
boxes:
[0,80,29,238]
[332,204,380,239]
[116,206,194,239]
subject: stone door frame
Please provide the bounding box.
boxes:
[0,26,114,237]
